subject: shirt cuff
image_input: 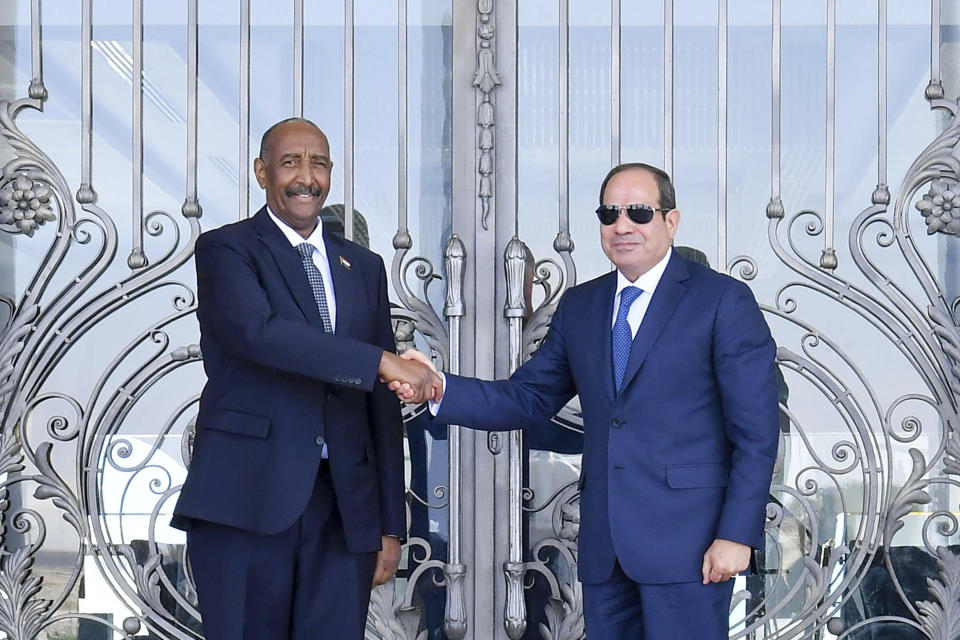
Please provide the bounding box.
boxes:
[428,372,446,415]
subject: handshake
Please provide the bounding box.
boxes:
[378,350,444,404]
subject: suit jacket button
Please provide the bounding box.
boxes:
[611,418,623,428]
[314,436,325,447]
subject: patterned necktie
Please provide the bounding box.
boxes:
[612,286,642,392]
[297,243,333,333]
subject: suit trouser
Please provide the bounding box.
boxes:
[186,461,378,640]
[582,560,735,640]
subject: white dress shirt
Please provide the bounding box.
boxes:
[430,247,675,414]
[612,247,672,338]
[268,208,335,457]
[267,208,337,331]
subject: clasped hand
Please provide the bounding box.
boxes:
[378,350,443,404]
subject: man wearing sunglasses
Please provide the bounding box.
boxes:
[392,162,779,639]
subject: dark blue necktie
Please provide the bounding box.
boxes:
[297,243,333,333]
[612,286,642,392]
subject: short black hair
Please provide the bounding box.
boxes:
[259,117,322,161]
[598,162,676,213]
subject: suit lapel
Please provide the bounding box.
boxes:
[252,207,323,325]
[618,252,690,395]
[323,233,356,336]
[589,273,618,403]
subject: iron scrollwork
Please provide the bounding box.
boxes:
[505,230,580,638]
[0,172,54,236]
[503,237,528,639]
[3,4,960,640]
[0,86,202,639]
[730,89,960,638]
[916,177,960,235]
[474,0,500,231]
[525,482,584,640]
[0,94,457,640]
[377,230,463,637]
[442,234,468,640]
[500,61,960,640]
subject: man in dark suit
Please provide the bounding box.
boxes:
[171,118,439,640]
[393,163,779,639]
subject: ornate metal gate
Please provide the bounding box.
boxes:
[1,1,960,639]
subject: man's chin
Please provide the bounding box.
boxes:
[609,248,642,267]
[271,204,323,233]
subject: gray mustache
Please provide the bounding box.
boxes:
[285,184,323,198]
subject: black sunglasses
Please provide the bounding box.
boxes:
[595,203,667,225]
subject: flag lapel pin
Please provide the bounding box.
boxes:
[339,256,352,269]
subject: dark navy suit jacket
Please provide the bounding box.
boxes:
[436,251,778,584]
[172,207,405,552]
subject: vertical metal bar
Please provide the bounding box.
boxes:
[663,0,673,176]
[29,0,46,99]
[128,0,146,269]
[878,0,887,187]
[771,0,780,200]
[499,18,543,636]
[717,0,727,270]
[505,6,548,635]
[559,0,570,241]
[555,0,577,282]
[931,0,941,88]
[450,0,483,630]
[345,0,355,241]
[182,0,201,219]
[503,238,526,640]
[240,0,251,219]
[398,0,407,234]
[926,0,944,99]
[767,0,783,219]
[77,0,96,204]
[767,2,784,219]
[443,235,467,639]
[821,0,837,269]
[873,0,890,205]
[611,0,621,167]
[294,0,304,117]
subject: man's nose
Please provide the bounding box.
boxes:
[296,160,314,185]
[612,208,633,232]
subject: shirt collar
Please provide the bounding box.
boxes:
[266,207,327,258]
[615,246,672,298]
